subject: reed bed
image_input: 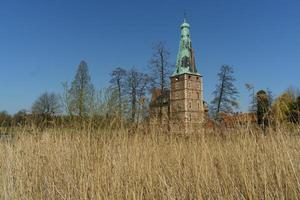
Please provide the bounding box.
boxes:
[0,125,299,199]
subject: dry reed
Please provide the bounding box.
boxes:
[0,125,299,199]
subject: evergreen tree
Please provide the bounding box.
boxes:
[68,61,94,117]
[210,65,239,119]
[256,90,270,127]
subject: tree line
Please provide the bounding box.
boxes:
[0,42,299,128]
[0,42,171,127]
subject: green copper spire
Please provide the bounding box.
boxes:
[172,18,199,77]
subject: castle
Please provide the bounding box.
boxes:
[150,19,206,134]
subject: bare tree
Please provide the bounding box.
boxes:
[109,67,126,117]
[90,87,119,118]
[210,65,239,119]
[68,60,95,117]
[61,82,72,115]
[148,42,171,122]
[32,92,61,115]
[245,83,256,112]
[125,67,150,122]
[148,41,171,91]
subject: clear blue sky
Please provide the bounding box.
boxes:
[1,0,300,114]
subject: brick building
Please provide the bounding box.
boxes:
[150,18,206,133]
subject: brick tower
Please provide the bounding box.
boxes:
[170,18,204,134]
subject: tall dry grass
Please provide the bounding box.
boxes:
[0,125,300,199]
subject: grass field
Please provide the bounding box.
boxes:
[0,125,300,199]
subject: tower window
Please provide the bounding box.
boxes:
[189,102,192,109]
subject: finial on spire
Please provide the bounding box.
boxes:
[181,11,190,29]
